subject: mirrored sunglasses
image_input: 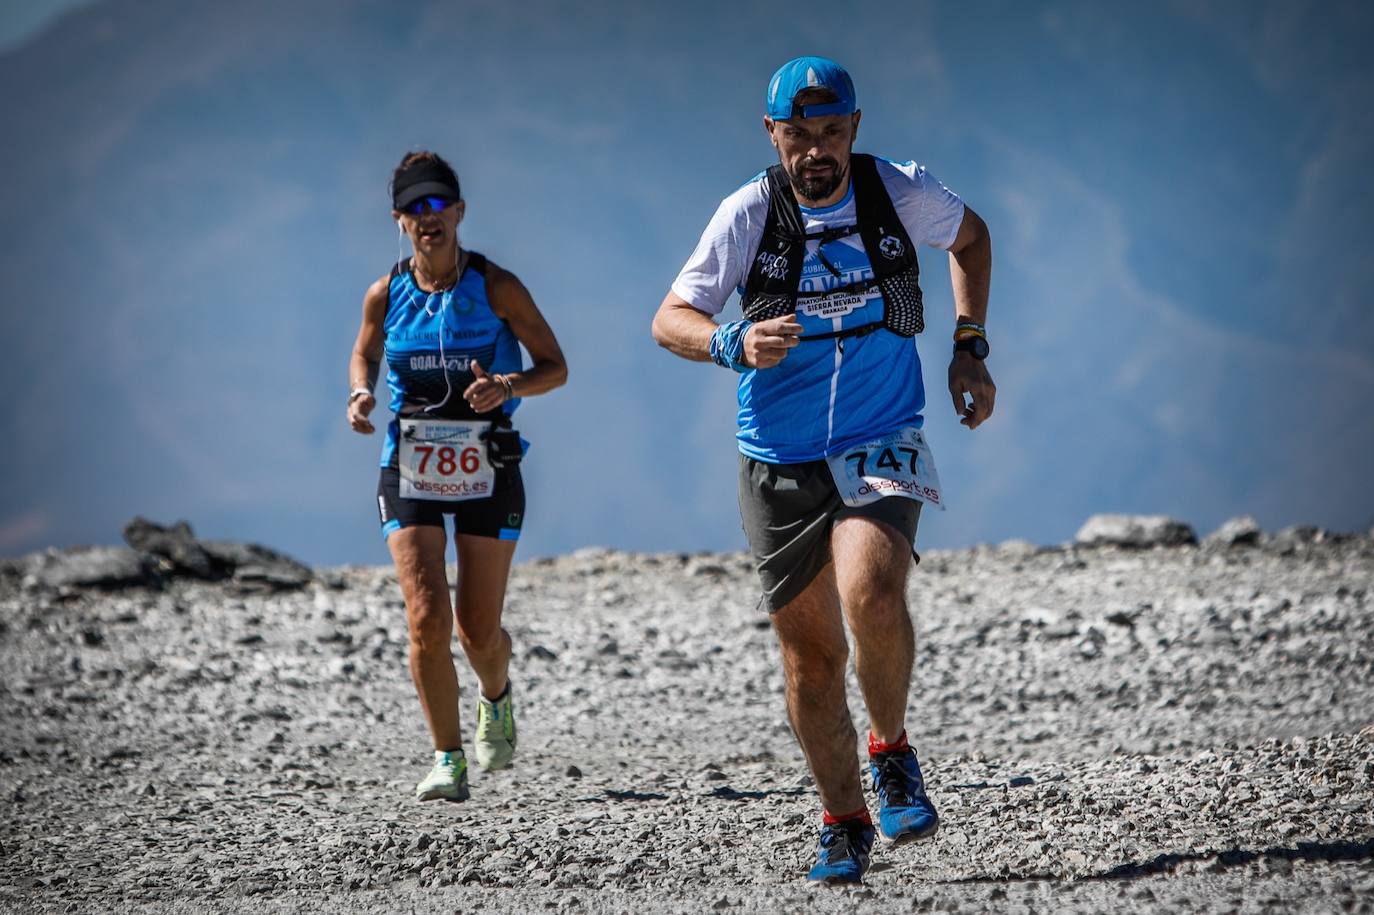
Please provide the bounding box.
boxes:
[400,196,458,215]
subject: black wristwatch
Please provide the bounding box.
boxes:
[953,336,990,360]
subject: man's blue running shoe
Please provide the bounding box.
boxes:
[870,748,939,842]
[805,819,875,883]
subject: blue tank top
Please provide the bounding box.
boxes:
[379,252,524,467]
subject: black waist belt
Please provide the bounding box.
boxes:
[800,322,882,343]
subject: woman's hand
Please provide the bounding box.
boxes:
[463,361,511,413]
[348,277,387,435]
[348,391,377,434]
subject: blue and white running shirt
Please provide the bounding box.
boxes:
[671,158,965,464]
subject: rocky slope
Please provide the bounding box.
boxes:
[1,522,1372,913]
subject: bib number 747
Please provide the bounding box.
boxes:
[824,426,945,510]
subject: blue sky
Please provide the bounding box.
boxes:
[1,0,1371,565]
[0,0,95,53]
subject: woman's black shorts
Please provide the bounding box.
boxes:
[377,464,525,542]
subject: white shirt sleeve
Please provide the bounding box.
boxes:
[669,182,764,316]
[880,159,966,251]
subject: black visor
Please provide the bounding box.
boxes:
[392,161,461,209]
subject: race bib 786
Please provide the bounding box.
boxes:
[398,419,494,502]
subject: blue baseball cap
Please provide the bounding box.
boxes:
[766,56,857,120]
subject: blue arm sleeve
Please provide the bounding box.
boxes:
[709,320,753,373]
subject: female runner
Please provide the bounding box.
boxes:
[346,151,568,800]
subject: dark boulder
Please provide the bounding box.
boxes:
[202,540,312,592]
[122,518,223,579]
[120,518,311,591]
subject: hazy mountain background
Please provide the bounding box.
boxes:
[2,0,1371,565]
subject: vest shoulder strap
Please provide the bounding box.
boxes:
[740,167,808,321]
[849,154,918,281]
[764,165,806,239]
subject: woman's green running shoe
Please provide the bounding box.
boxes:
[474,683,517,770]
[415,749,470,802]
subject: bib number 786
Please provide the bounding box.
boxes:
[398,419,495,502]
[412,444,482,476]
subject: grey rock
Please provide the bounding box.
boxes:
[229,564,312,593]
[1204,515,1262,547]
[996,539,1040,557]
[1271,524,1324,546]
[1076,633,1103,659]
[1021,606,1060,627]
[685,558,728,578]
[203,540,311,589]
[1075,514,1197,548]
[1045,621,1081,640]
[1103,605,1142,627]
[28,547,155,590]
[317,570,348,590]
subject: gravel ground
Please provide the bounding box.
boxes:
[2,533,1372,913]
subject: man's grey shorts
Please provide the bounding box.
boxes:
[738,454,921,614]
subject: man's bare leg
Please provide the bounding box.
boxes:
[832,514,936,842]
[770,564,866,816]
[831,517,915,744]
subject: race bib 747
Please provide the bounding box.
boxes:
[825,426,945,510]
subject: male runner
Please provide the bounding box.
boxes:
[651,56,994,883]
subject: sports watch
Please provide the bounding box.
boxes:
[953,336,990,360]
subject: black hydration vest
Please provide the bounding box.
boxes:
[740,153,924,343]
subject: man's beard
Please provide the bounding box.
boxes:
[789,156,848,201]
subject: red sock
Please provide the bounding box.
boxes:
[868,730,910,756]
[822,806,872,826]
